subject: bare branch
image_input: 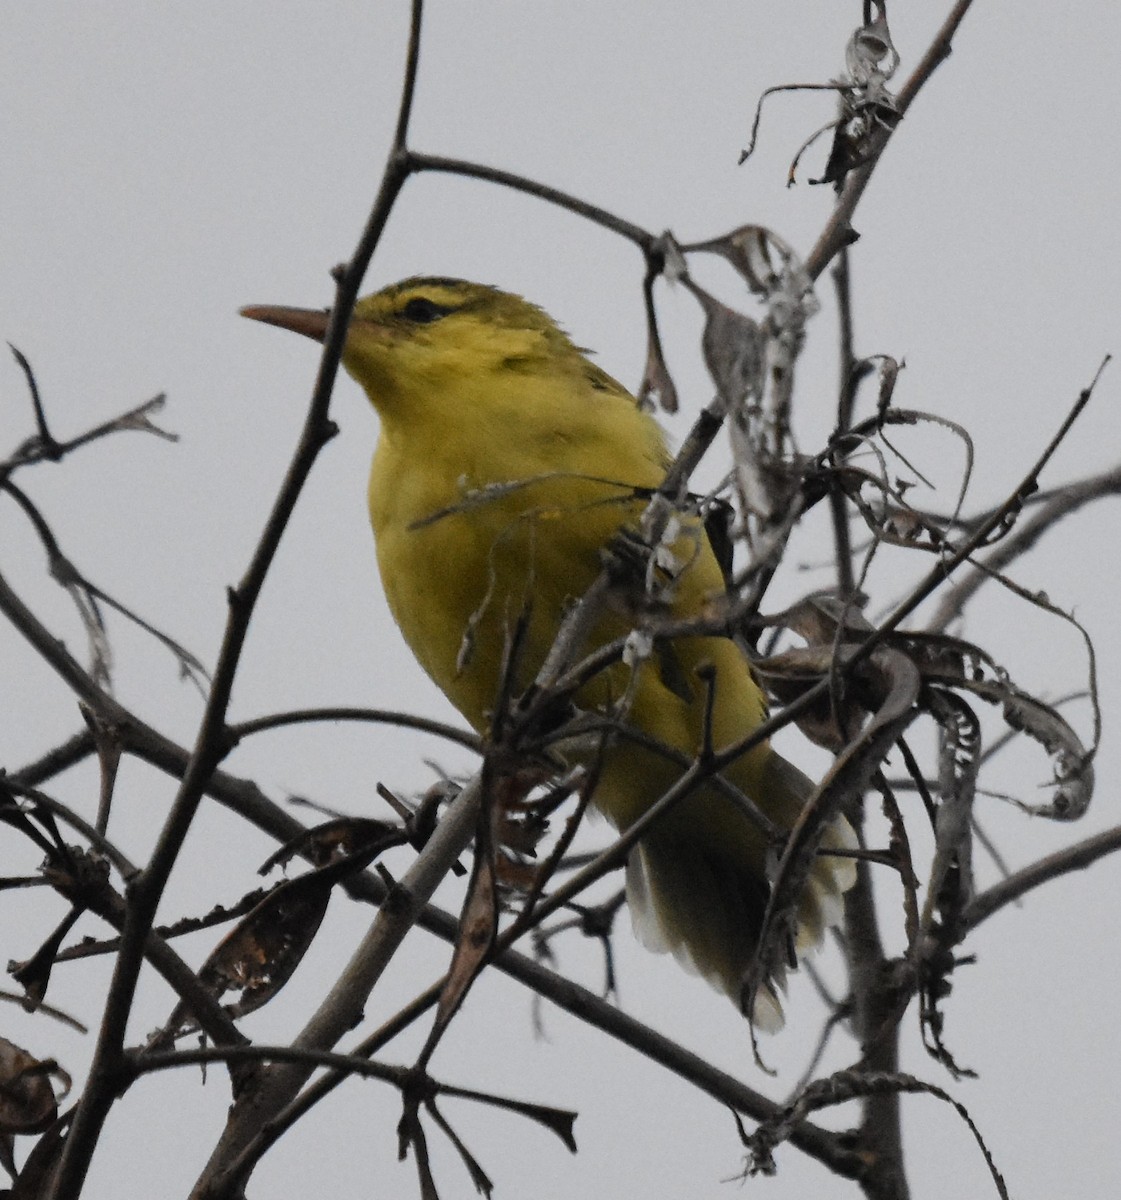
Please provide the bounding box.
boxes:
[962,824,1121,933]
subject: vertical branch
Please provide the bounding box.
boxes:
[846,849,910,1200]
[830,244,858,597]
[47,4,429,1198]
[830,242,909,1197]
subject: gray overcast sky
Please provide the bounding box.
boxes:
[3,4,1120,1198]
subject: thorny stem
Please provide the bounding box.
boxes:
[10,387,1104,1195]
[6,375,1101,1200]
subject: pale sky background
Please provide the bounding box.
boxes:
[3,4,1121,1198]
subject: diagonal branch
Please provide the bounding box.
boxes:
[962,823,1121,933]
[803,0,977,282]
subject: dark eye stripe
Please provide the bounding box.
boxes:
[399,296,456,324]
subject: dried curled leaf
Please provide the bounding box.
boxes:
[845,4,900,87]
[418,772,536,1068]
[0,1039,68,1135]
[681,228,817,522]
[753,643,868,750]
[637,333,678,414]
[905,632,1095,820]
[690,226,818,313]
[692,225,819,428]
[698,292,764,414]
[429,830,498,1044]
[876,775,920,948]
[160,821,407,1039]
[771,590,875,643]
[736,5,900,185]
[174,873,333,1028]
[918,688,981,1079]
[755,593,895,751]
[743,650,921,1043]
[636,240,682,413]
[260,816,402,873]
[744,586,1090,1051]
[999,690,1094,819]
[740,1067,1007,1199]
[755,601,1095,822]
[818,6,901,185]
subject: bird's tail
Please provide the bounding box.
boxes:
[625,750,856,1031]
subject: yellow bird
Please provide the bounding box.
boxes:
[242,277,854,1029]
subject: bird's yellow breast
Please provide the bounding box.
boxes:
[366,367,672,731]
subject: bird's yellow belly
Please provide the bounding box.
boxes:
[370,446,636,732]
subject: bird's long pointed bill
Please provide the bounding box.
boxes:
[239,304,331,343]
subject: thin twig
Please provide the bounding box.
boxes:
[803,0,978,282]
[962,824,1121,933]
[407,152,654,250]
[228,707,481,754]
[927,428,1118,633]
[11,731,97,788]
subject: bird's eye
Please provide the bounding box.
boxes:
[399,296,454,324]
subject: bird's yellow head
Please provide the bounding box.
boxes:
[241,277,587,424]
